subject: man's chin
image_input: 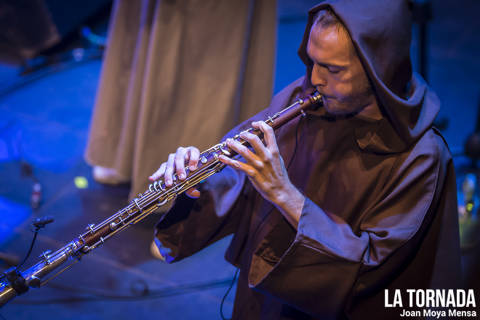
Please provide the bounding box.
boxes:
[323,101,347,115]
[323,102,359,117]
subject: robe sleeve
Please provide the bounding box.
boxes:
[248,138,445,318]
[154,165,250,262]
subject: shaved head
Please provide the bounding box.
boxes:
[312,9,349,40]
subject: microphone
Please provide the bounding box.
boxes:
[32,216,54,229]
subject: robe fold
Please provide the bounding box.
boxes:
[85,0,276,199]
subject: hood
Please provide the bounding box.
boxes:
[298,0,440,153]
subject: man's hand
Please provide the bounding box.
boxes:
[219,121,305,228]
[149,146,201,198]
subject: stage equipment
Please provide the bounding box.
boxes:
[412,0,432,82]
[457,94,480,250]
[0,92,322,307]
[464,95,480,165]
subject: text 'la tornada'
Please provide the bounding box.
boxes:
[385,289,476,308]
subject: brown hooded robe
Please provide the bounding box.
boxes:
[155,1,462,319]
[84,0,276,199]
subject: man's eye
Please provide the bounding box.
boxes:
[329,69,341,74]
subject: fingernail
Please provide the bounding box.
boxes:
[190,165,196,170]
[179,173,186,179]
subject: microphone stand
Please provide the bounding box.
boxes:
[0,217,54,303]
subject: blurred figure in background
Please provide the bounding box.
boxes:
[85,0,276,199]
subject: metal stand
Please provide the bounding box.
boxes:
[412,0,433,82]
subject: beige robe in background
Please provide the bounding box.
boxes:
[85,0,276,199]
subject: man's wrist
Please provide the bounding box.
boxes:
[274,183,305,227]
[275,183,302,206]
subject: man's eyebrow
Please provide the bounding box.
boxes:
[317,61,346,69]
[306,51,347,69]
[311,58,347,69]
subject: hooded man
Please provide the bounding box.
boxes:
[150,0,462,319]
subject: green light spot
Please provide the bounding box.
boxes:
[74,176,88,189]
[466,203,474,212]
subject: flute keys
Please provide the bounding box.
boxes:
[39,250,52,259]
[220,148,231,156]
[86,224,95,234]
[39,250,52,264]
[200,156,208,164]
[219,143,231,156]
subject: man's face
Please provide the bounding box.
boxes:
[307,24,375,116]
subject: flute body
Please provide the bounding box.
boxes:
[0,92,322,307]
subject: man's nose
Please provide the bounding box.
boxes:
[310,64,327,87]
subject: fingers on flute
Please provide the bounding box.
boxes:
[253,121,278,151]
[175,147,188,180]
[187,147,200,171]
[149,163,166,181]
[164,153,176,186]
[239,130,268,160]
[149,146,200,185]
[186,187,201,199]
[226,138,262,167]
[219,154,239,169]
[219,154,256,177]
